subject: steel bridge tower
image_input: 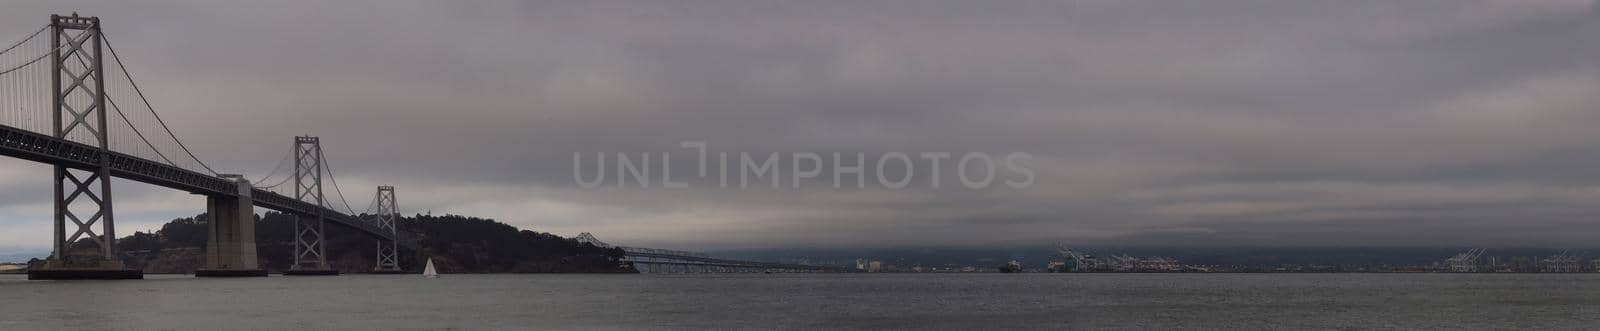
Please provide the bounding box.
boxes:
[287,136,336,275]
[30,14,141,279]
[373,186,401,272]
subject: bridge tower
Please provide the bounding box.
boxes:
[29,14,141,280]
[372,186,402,273]
[286,136,337,275]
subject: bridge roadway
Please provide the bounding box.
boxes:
[574,233,848,273]
[0,123,407,245]
[626,251,851,272]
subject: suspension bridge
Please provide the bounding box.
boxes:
[0,14,846,279]
[0,14,408,279]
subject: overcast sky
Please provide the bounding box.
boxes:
[1,0,1598,253]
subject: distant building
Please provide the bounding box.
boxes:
[1445,249,1484,272]
[1046,261,1065,272]
[1540,254,1582,273]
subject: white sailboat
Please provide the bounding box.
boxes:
[423,258,439,278]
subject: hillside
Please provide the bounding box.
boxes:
[83,212,635,274]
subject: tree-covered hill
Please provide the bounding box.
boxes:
[107,212,634,274]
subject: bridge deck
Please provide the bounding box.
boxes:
[0,124,405,244]
[627,252,850,272]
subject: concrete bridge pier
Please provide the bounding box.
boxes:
[196,176,266,277]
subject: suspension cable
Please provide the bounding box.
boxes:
[252,145,295,184]
[365,189,381,215]
[318,147,361,215]
[357,189,381,218]
[255,171,294,190]
[0,41,67,77]
[0,24,47,56]
[102,32,219,176]
[109,97,180,166]
[62,47,184,169]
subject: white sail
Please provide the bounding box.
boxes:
[423,258,439,278]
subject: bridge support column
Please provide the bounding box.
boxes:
[29,14,140,280]
[373,240,399,273]
[284,214,337,276]
[196,176,265,277]
[285,136,337,276]
[372,186,402,273]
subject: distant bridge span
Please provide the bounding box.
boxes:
[574,233,851,273]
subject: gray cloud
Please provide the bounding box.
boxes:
[1,0,1598,251]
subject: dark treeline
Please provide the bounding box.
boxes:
[103,212,634,274]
